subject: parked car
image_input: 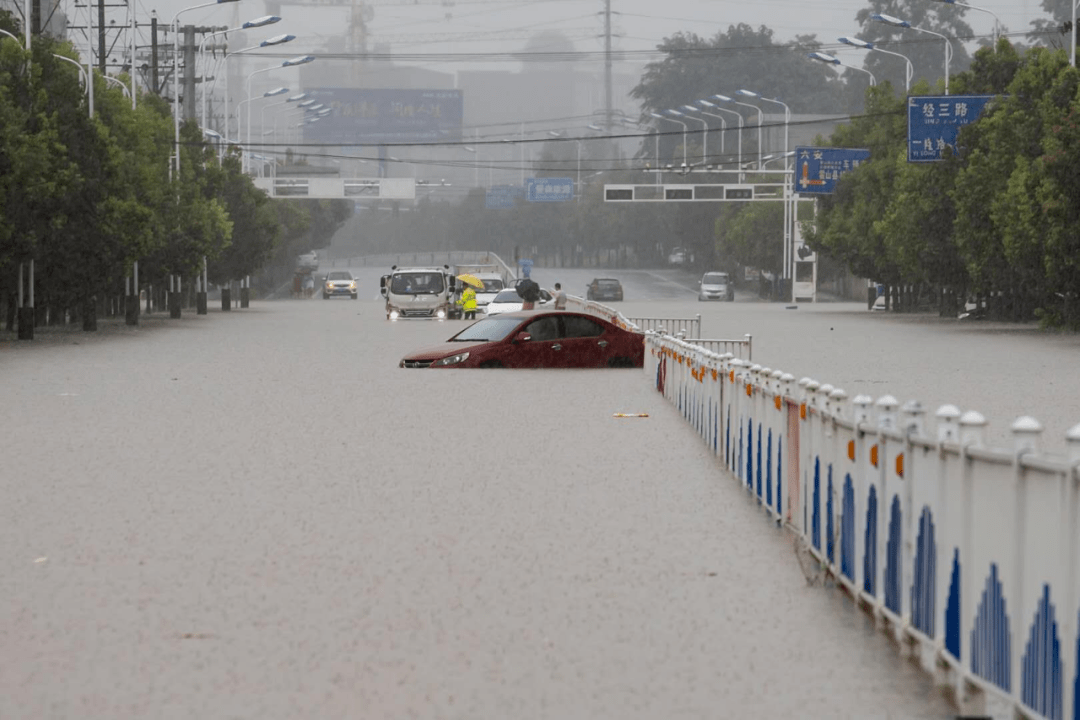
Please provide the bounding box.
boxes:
[399,310,645,369]
[484,287,552,316]
[698,271,734,301]
[586,278,624,302]
[323,270,358,300]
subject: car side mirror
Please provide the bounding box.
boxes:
[512,332,531,344]
[380,287,387,297]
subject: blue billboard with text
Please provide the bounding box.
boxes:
[302,89,464,144]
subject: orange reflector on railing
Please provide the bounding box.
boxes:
[871,444,879,467]
[800,403,806,420]
[775,396,782,411]
[729,370,735,383]
[711,369,718,381]
[746,383,752,397]
[848,440,855,461]
[896,453,904,477]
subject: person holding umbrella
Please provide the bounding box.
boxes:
[456,275,480,320]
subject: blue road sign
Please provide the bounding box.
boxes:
[526,177,574,202]
[794,146,871,195]
[907,95,994,162]
[485,185,521,209]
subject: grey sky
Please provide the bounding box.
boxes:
[139,0,1039,58]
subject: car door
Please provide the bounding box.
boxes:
[557,314,617,368]
[505,315,564,368]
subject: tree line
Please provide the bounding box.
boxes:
[0,12,350,332]
[807,41,1080,328]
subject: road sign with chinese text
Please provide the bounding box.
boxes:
[485,185,522,209]
[526,177,574,202]
[907,95,994,162]
[794,147,871,195]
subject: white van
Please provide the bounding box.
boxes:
[380,265,456,320]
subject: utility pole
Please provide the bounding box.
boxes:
[183,25,196,120]
[604,0,612,131]
[151,12,160,95]
[98,0,106,72]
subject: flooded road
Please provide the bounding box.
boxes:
[4,276,1070,718]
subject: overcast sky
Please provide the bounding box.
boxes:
[138,0,1040,65]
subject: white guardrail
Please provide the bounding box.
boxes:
[645,332,1080,720]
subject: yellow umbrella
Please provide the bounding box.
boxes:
[457,274,484,289]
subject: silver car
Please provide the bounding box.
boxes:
[698,272,734,301]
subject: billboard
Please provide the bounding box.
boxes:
[303,89,464,144]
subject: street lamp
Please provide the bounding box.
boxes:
[198,15,282,130]
[244,55,315,171]
[620,117,661,183]
[217,33,296,140]
[808,51,878,87]
[737,89,789,168]
[931,0,1001,45]
[649,111,687,169]
[260,91,305,154]
[871,13,951,94]
[696,99,742,172]
[172,0,241,175]
[677,105,710,167]
[713,94,764,171]
[547,130,583,202]
[838,36,913,93]
[682,104,725,165]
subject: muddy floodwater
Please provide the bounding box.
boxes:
[3,275,1072,719]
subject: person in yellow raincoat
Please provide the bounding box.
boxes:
[457,284,478,320]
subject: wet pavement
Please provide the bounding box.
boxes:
[4,271,1072,718]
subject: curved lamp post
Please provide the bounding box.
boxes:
[199,15,282,130]
[713,94,763,170]
[838,36,913,93]
[683,104,725,165]
[620,117,660,183]
[218,33,296,140]
[649,111,687,169]
[808,51,877,87]
[244,55,315,172]
[871,13,951,94]
[678,105,709,167]
[696,99,741,172]
[932,0,1000,45]
[172,0,241,175]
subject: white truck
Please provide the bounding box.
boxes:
[452,263,512,317]
[379,265,457,320]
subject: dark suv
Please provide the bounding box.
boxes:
[587,278,624,302]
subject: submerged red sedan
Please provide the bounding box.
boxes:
[399,310,645,369]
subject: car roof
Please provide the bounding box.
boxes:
[592,277,620,282]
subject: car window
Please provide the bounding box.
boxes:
[492,289,519,302]
[449,317,522,342]
[328,271,351,280]
[597,280,620,288]
[703,273,727,284]
[390,272,444,295]
[562,315,604,338]
[480,279,504,293]
[524,316,559,342]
